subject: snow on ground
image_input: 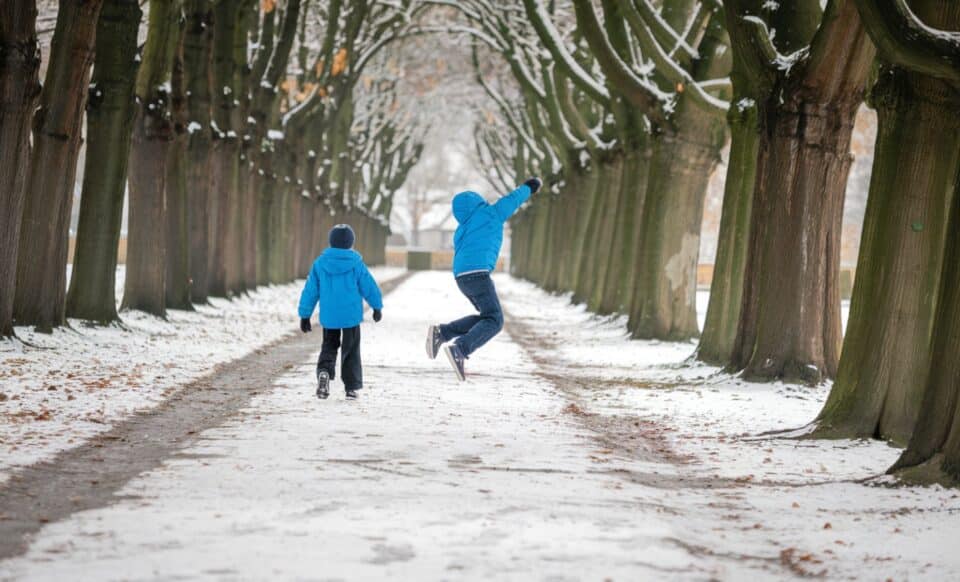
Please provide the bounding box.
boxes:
[498,275,960,580]
[0,266,405,486]
[1,272,958,580]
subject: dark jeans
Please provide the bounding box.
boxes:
[317,326,362,390]
[439,271,504,358]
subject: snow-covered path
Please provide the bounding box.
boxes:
[1,272,959,580]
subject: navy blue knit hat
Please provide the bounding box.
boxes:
[329,224,355,249]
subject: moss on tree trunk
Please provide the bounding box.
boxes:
[698,105,759,364]
[13,0,104,331]
[66,0,142,324]
[0,0,41,336]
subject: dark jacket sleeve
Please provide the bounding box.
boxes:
[492,183,533,222]
[357,264,383,310]
[298,262,320,318]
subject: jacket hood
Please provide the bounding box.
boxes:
[318,247,362,274]
[452,191,487,224]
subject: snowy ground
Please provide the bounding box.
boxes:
[0,266,405,486]
[1,272,958,580]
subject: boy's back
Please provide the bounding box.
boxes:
[299,247,382,330]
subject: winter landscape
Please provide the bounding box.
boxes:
[2,0,960,581]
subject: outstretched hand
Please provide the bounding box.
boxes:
[373,309,382,322]
[524,177,542,194]
[300,318,312,333]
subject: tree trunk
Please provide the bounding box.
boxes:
[184,0,214,304]
[817,0,960,442]
[586,154,625,313]
[732,97,856,382]
[122,0,180,316]
[207,0,238,297]
[890,178,960,484]
[165,32,192,310]
[599,147,650,315]
[628,128,723,340]
[697,105,759,364]
[13,0,103,332]
[0,0,41,336]
[731,1,875,382]
[66,0,142,323]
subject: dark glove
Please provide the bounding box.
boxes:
[372,309,382,322]
[300,318,312,333]
[524,177,542,194]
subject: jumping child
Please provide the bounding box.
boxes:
[299,224,383,400]
[425,178,542,380]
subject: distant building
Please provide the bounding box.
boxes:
[411,206,456,250]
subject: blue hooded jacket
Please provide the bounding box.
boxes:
[452,184,532,276]
[298,248,383,329]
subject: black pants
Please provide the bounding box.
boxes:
[317,326,362,391]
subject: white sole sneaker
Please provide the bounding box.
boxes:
[426,325,440,359]
[443,345,465,382]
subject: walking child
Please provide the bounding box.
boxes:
[426,178,542,380]
[298,224,383,400]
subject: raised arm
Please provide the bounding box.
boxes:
[493,178,541,222]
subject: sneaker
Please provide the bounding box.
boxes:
[443,343,466,382]
[426,325,444,359]
[345,388,359,400]
[316,370,330,399]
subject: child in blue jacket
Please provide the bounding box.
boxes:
[426,178,541,380]
[298,224,383,400]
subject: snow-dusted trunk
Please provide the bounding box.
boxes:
[627,129,721,340]
[732,96,857,382]
[13,0,103,331]
[817,0,960,443]
[697,106,759,364]
[123,0,179,317]
[599,147,650,315]
[586,155,626,314]
[207,0,239,297]
[572,162,616,304]
[254,144,276,285]
[560,167,601,293]
[729,0,874,382]
[0,0,40,336]
[165,34,193,310]
[66,0,142,323]
[184,0,214,304]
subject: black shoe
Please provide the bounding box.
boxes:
[345,388,359,400]
[443,343,466,382]
[426,325,444,359]
[316,370,330,399]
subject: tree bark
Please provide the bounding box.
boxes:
[123,0,180,316]
[817,0,960,442]
[184,0,214,304]
[697,105,759,364]
[13,0,104,332]
[730,0,876,383]
[628,122,725,340]
[207,0,239,297]
[817,71,960,441]
[66,0,142,323]
[0,0,41,336]
[890,174,960,484]
[165,29,192,310]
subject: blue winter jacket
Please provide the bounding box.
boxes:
[298,248,383,329]
[452,184,532,276]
